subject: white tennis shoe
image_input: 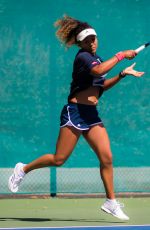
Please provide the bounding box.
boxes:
[8,162,25,193]
[101,200,129,221]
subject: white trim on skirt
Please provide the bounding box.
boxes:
[60,106,103,131]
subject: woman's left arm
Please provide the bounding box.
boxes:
[103,63,145,91]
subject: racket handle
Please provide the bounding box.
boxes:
[135,45,145,53]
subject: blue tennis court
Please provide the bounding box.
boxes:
[0,225,150,230]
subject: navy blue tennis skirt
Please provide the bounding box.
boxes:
[60,103,103,130]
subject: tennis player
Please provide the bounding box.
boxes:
[8,15,144,221]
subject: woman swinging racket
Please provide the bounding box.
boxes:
[8,15,144,220]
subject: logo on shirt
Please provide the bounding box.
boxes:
[97,58,101,63]
[92,61,98,65]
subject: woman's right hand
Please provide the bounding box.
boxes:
[123,50,137,60]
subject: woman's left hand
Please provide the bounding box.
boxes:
[123,63,145,77]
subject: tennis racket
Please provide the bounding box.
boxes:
[135,42,150,53]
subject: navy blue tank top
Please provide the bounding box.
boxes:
[68,49,107,101]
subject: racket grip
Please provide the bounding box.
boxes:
[135,45,145,53]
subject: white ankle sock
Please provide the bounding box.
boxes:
[19,164,26,177]
[107,199,117,204]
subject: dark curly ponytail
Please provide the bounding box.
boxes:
[54,15,92,47]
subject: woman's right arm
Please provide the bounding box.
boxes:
[91,50,137,76]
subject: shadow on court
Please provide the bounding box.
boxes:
[0,217,123,224]
[0,198,150,228]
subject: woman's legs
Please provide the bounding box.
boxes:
[24,126,82,173]
[83,125,115,199]
[8,126,81,192]
[83,124,129,220]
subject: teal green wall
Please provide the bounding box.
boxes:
[0,0,150,167]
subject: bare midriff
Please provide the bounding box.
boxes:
[69,86,100,105]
